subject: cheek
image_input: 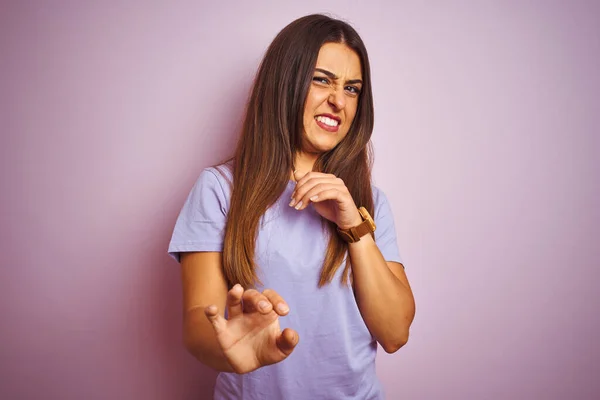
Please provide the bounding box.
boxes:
[305,88,330,112]
[303,94,316,122]
[344,104,359,129]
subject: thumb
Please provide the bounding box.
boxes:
[204,305,227,335]
[276,328,299,356]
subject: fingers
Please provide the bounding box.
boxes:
[234,288,290,316]
[276,328,299,356]
[293,170,335,186]
[294,172,341,194]
[242,289,273,314]
[226,284,244,319]
[204,305,227,335]
[290,174,345,209]
[262,289,290,316]
[300,184,349,210]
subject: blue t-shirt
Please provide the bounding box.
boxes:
[168,164,402,400]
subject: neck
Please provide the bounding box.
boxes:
[292,151,319,179]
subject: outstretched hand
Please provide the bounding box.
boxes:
[204,285,299,374]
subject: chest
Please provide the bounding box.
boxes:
[255,185,331,286]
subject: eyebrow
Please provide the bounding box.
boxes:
[315,68,363,85]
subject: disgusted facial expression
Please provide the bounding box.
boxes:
[301,42,363,155]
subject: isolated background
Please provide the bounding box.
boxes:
[1,1,598,399]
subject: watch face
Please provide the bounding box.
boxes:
[358,207,376,231]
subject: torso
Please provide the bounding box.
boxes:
[213,169,383,400]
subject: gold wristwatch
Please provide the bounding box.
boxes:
[337,207,376,243]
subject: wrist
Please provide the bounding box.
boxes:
[336,207,376,243]
[337,212,363,230]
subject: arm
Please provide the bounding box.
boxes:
[175,170,297,373]
[290,171,416,353]
[347,231,415,353]
[180,252,234,372]
[181,252,299,374]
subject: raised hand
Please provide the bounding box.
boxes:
[289,171,362,229]
[204,285,299,374]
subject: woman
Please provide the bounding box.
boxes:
[169,14,415,399]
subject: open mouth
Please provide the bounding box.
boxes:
[315,115,340,127]
[314,114,341,133]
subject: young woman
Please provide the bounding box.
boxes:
[169,14,415,400]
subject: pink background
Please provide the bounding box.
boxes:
[1,1,599,399]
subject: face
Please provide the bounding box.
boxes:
[301,42,363,155]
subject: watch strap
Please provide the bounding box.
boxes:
[337,207,376,243]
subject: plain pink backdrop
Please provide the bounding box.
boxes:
[1,1,599,399]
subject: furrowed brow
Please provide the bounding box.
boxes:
[315,68,363,85]
[315,68,338,80]
[315,68,362,85]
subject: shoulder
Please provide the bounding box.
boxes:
[183,162,234,217]
[372,184,389,208]
[370,184,403,262]
[207,161,234,189]
[371,184,395,222]
[195,162,233,198]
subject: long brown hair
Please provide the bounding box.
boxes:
[222,14,375,288]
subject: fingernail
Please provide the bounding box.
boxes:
[258,301,269,311]
[277,303,289,313]
[289,198,296,207]
[310,195,318,201]
[294,200,303,210]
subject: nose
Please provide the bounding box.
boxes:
[328,88,346,110]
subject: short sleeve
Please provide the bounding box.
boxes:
[373,187,403,265]
[168,168,230,262]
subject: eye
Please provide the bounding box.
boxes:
[345,86,361,95]
[313,76,329,85]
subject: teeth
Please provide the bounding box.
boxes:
[316,116,339,127]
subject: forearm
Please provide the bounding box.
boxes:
[348,235,415,353]
[184,307,235,372]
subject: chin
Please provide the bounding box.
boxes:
[306,137,343,154]
[310,142,338,154]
